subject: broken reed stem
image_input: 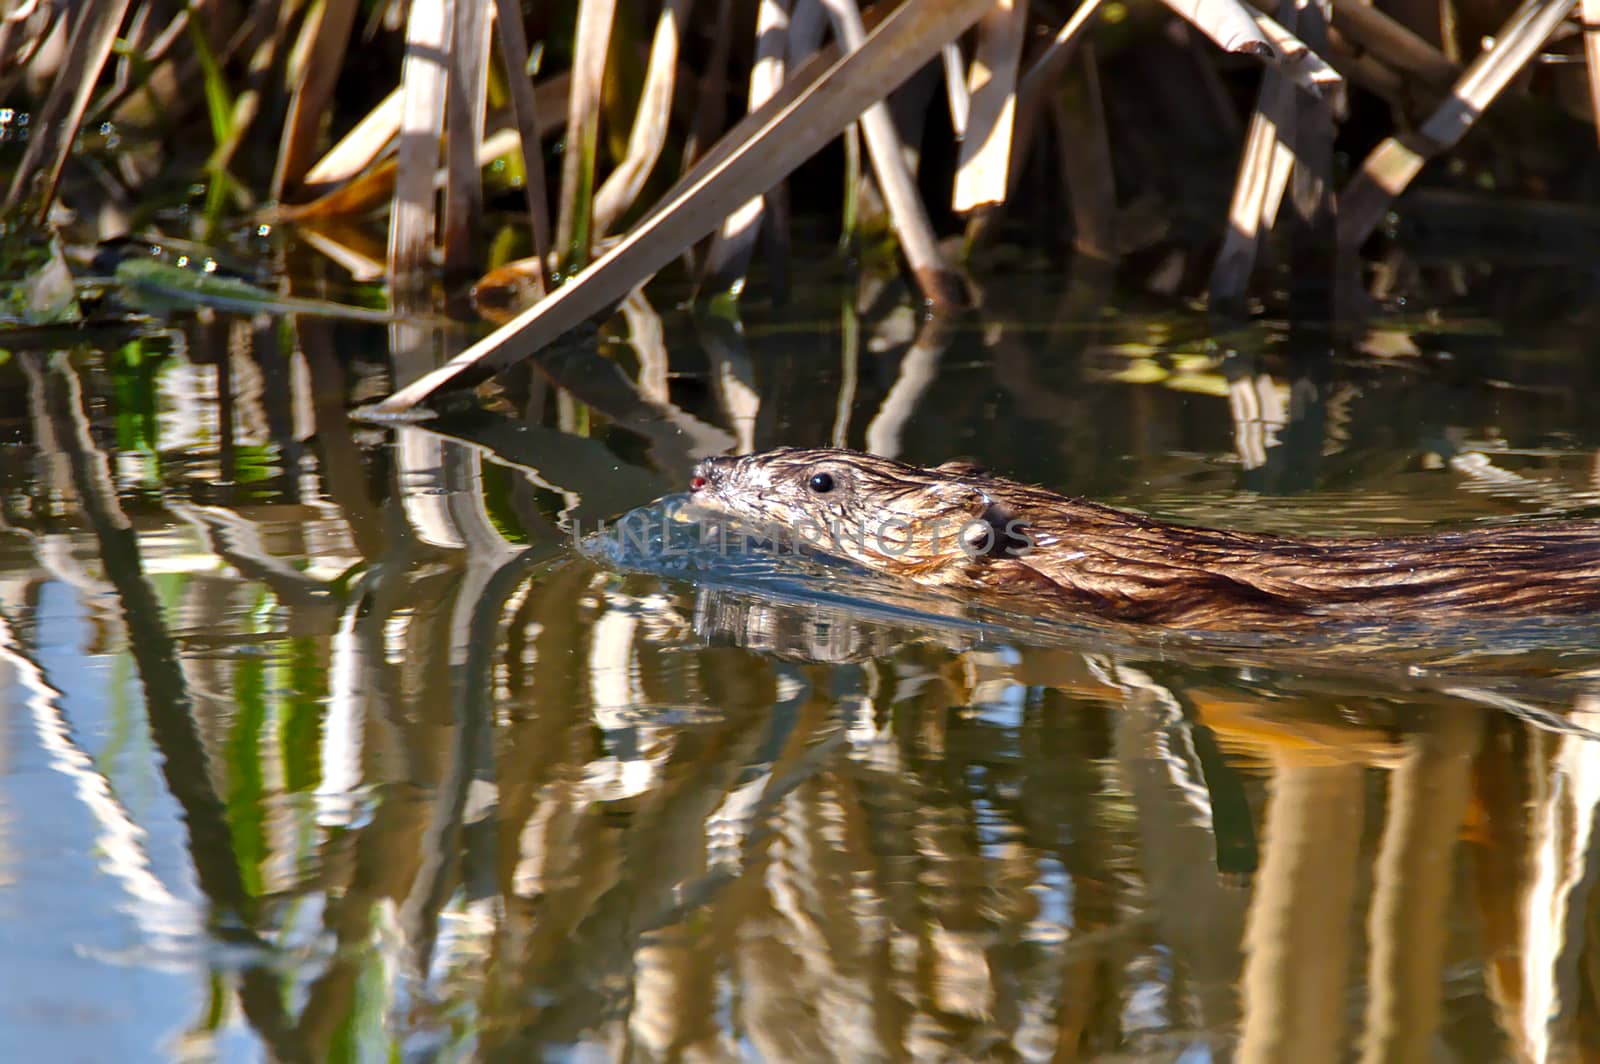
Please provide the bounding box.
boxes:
[388,0,452,297]
[1210,60,1296,305]
[1338,0,1579,250]
[443,0,490,280]
[368,0,995,414]
[953,0,1029,213]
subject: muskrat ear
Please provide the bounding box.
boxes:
[927,484,1029,559]
[969,499,1033,558]
[933,459,992,479]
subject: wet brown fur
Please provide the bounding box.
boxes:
[689,447,1600,630]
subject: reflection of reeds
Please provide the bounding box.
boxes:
[0,607,199,947]
[7,243,1600,1060]
[14,394,1600,1058]
[1240,760,1363,1063]
[25,351,253,915]
[1361,708,1483,1062]
[1470,700,1600,1061]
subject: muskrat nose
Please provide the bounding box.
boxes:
[690,455,735,492]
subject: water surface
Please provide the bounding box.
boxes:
[3,260,1600,1061]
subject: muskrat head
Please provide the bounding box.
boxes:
[688,447,1031,576]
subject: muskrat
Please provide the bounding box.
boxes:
[687,447,1600,630]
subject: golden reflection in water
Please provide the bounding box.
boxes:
[7,307,1600,1061]
[242,556,1600,1060]
[415,573,1600,1061]
[11,521,1600,1058]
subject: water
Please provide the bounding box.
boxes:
[3,261,1600,1061]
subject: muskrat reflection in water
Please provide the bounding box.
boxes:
[687,447,1600,630]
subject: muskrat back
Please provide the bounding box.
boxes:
[687,447,1600,630]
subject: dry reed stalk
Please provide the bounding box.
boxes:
[1209,0,1343,306]
[1338,0,1579,250]
[818,0,962,306]
[1176,20,1246,136]
[1251,8,1344,99]
[730,0,830,275]
[0,0,59,80]
[1208,65,1295,304]
[368,0,994,414]
[1284,0,1335,313]
[4,0,130,223]
[277,155,407,219]
[227,0,299,178]
[297,221,386,280]
[703,0,791,290]
[1582,0,1600,145]
[301,88,402,189]
[491,0,552,294]
[1161,0,1276,55]
[273,0,360,199]
[277,123,541,221]
[103,3,191,126]
[1013,0,1106,160]
[443,0,490,279]
[1162,0,1340,100]
[388,0,452,296]
[1322,36,1405,102]
[95,2,150,110]
[1329,1,1458,90]
[298,72,566,196]
[556,0,617,267]
[942,42,970,136]
[592,0,692,237]
[953,0,1028,213]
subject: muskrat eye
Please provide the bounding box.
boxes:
[808,472,835,494]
